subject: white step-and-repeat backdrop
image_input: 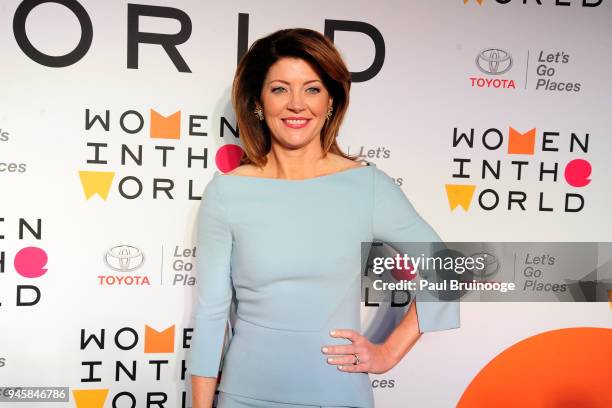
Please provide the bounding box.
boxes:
[1,1,611,407]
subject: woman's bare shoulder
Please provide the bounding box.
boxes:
[224,164,262,176]
[328,153,364,170]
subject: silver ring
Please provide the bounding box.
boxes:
[353,353,360,365]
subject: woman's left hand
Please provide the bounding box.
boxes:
[321,329,398,374]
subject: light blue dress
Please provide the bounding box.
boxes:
[187,161,460,408]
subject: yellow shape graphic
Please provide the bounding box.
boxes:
[72,389,109,408]
[145,325,175,353]
[150,109,181,139]
[608,290,612,311]
[445,184,476,211]
[464,0,483,4]
[78,171,115,200]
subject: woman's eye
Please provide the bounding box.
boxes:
[307,87,321,94]
[271,87,286,93]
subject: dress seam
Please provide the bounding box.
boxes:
[213,177,234,238]
[370,164,376,238]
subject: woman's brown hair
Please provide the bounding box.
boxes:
[231,28,357,168]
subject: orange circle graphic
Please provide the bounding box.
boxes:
[458,327,612,408]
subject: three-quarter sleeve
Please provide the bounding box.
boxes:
[187,176,233,377]
[371,168,460,333]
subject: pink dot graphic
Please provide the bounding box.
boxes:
[215,144,244,173]
[14,247,48,278]
[564,159,592,188]
[391,260,417,281]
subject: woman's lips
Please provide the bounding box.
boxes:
[282,118,310,129]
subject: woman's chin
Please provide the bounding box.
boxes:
[276,135,318,150]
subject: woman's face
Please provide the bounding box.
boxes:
[259,57,332,151]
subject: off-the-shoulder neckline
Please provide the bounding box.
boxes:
[216,161,373,182]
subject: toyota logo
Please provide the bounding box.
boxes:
[104,245,145,272]
[476,48,513,75]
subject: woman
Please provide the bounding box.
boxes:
[188,28,459,408]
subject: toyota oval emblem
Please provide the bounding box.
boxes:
[104,245,145,272]
[476,48,513,75]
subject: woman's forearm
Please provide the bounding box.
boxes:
[381,300,422,366]
[191,375,218,408]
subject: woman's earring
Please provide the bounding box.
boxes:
[254,106,264,121]
[326,105,333,121]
